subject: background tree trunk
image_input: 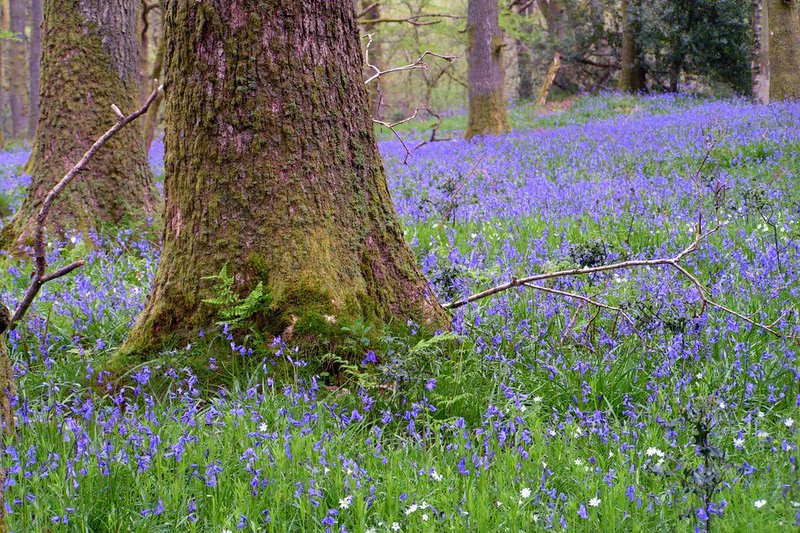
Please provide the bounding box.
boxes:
[0,1,6,147]
[618,0,645,92]
[121,0,447,361]
[751,0,769,103]
[1,0,157,250]
[465,0,510,139]
[28,0,42,139]
[7,0,26,139]
[767,0,800,101]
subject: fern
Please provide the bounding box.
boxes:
[202,266,271,326]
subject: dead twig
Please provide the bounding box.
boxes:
[364,49,456,86]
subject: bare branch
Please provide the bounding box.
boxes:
[364,50,456,86]
[357,1,380,19]
[443,140,792,340]
[8,81,163,328]
[358,13,464,26]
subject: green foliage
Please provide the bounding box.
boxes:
[202,265,271,327]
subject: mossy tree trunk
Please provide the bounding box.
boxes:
[767,0,800,101]
[121,0,447,360]
[465,0,510,140]
[1,0,157,250]
[28,0,43,139]
[618,0,646,92]
[8,0,26,140]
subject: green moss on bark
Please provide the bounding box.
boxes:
[116,1,448,369]
[1,0,157,251]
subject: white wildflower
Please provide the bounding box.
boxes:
[754,499,767,509]
[757,430,769,439]
[646,447,665,458]
[339,495,353,509]
[405,504,418,515]
[520,487,532,499]
[588,497,601,508]
[258,422,268,433]
[785,418,795,428]
[421,514,429,522]
[391,522,401,532]
[733,437,744,447]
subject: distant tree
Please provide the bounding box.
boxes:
[28,0,42,139]
[465,0,510,139]
[7,0,26,139]
[767,0,800,100]
[510,0,535,101]
[1,0,157,250]
[618,0,645,92]
[751,0,769,103]
[120,1,447,362]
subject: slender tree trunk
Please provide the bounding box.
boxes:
[618,0,645,92]
[0,0,157,251]
[143,0,163,151]
[120,0,447,362]
[767,0,800,101]
[752,0,770,103]
[465,0,510,140]
[7,0,26,139]
[28,0,42,139]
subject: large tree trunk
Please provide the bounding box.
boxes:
[1,0,157,250]
[7,0,26,139]
[120,0,447,361]
[0,2,6,147]
[28,0,42,139]
[465,0,510,140]
[143,0,164,152]
[767,0,800,101]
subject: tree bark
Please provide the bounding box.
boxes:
[0,306,15,533]
[143,0,164,151]
[465,0,510,140]
[28,0,42,139]
[618,0,645,92]
[751,0,770,103]
[767,0,800,101]
[120,0,447,361]
[8,0,26,139]
[1,0,157,251]
[0,1,6,147]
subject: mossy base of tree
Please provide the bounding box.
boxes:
[465,93,510,140]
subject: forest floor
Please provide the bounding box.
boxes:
[0,93,798,531]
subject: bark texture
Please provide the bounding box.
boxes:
[0,306,15,533]
[121,0,447,360]
[8,0,26,139]
[751,0,769,103]
[618,0,645,92]
[1,0,157,250]
[767,0,800,101]
[28,0,43,138]
[465,0,510,140]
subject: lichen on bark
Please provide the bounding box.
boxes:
[118,1,448,365]
[0,0,157,251]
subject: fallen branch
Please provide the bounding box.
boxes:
[443,140,792,340]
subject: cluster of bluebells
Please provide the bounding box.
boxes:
[0,94,799,530]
